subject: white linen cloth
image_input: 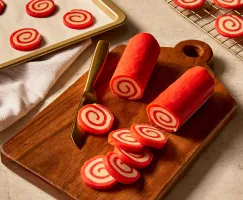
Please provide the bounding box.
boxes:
[0,39,92,132]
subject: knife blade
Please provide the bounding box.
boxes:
[71,40,110,149]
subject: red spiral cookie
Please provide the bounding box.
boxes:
[26,0,56,18]
[214,0,243,9]
[10,28,41,51]
[130,124,168,149]
[81,156,117,190]
[63,9,94,29]
[114,147,153,169]
[108,129,144,153]
[77,104,114,135]
[104,152,140,184]
[173,0,205,9]
[0,0,5,14]
[215,15,243,38]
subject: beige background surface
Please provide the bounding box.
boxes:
[1,0,243,199]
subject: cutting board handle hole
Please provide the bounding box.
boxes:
[183,45,204,57]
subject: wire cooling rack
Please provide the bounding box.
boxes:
[164,0,243,60]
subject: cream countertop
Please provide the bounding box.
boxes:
[1,0,243,199]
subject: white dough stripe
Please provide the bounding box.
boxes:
[217,15,243,35]
[109,154,138,178]
[80,104,112,131]
[27,0,54,13]
[134,124,166,141]
[84,157,114,184]
[149,106,177,132]
[112,77,142,100]
[64,10,92,25]
[11,29,40,47]
[112,129,142,146]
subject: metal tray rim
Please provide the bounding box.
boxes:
[0,0,127,71]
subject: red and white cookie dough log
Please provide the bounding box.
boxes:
[173,0,205,9]
[77,104,114,135]
[114,147,153,169]
[130,124,168,149]
[147,67,215,132]
[104,152,140,184]
[215,15,243,38]
[109,32,160,100]
[81,156,117,190]
[214,0,243,9]
[108,128,144,153]
[0,0,5,14]
[10,28,41,51]
[63,9,94,29]
[26,0,56,18]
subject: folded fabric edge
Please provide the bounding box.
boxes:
[0,39,92,132]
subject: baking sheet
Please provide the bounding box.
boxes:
[0,0,126,70]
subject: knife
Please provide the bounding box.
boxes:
[71,40,110,149]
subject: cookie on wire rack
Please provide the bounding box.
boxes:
[215,14,243,38]
[214,0,243,9]
[173,0,205,9]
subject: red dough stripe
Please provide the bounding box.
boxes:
[130,123,168,149]
[108,128,144,153]
[63,9,94,29]
[114,147,153,169]
[81,155,117,190]
[0,0,5,14]
[77,104,114,135]
[104,152,140,184]
[173,0,205,9]
[26,0,56,18]
[215,15,243,38]
[10,28,41,51]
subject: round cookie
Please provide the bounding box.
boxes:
[173,0,205,9]
[10,28,41,51]
[63,9,94,29]
[130,123,168,149]
[114,147,153,169]
[108,128,144,153]
[81,155,117,190]
[215,14,243,38]
[214,0,243,9]
[26,0,56,18]
[77,104,114,135]
[104,152,140,184]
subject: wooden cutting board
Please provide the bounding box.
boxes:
[1,40,237,200]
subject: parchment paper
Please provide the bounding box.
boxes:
[0,0,113,65]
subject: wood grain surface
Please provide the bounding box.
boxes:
[1,40,237,200]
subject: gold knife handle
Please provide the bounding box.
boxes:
[84,40,110,93]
